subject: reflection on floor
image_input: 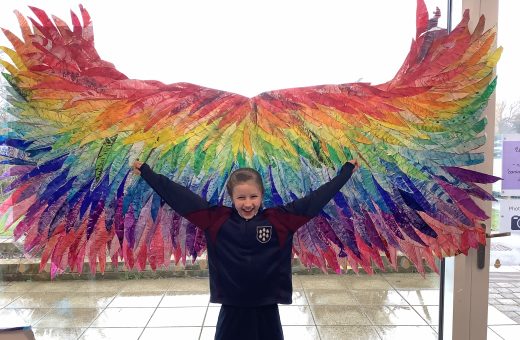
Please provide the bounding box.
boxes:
[0,273,518,340]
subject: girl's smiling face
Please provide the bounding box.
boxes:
[231,180,263,220]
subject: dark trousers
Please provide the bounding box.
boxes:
[214,304,284,340]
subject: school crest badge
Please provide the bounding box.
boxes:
[256,226,272,243]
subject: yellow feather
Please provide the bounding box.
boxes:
[0,60,18,75]
[0,46,25,71]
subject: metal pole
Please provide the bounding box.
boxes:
[438,2,453,339]
[439,258,445,340]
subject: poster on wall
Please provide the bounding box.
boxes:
[500,199,520,233]
[501,134,520,196]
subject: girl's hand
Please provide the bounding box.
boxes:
[348,159,359,172]
[132,160,143,175]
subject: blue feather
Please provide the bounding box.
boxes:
[0,136,33,149]
[333,192,352,218]
[40,168,70,200]
[151,192,161,221]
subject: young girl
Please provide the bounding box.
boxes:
[132,160,358,340]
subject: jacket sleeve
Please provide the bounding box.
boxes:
[139,163,210,217]
[277,162,355,231]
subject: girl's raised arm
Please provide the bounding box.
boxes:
[276,160,358,231]
[134,161,210,216]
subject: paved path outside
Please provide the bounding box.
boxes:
[489,270,520,324]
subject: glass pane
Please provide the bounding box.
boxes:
[488,0,520,336]
[0,1,452,339]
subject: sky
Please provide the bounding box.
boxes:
[0,0,516,101]
[495,1,520,106]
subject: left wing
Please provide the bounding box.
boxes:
[0,6,249,277]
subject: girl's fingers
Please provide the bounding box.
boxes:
[131,160,143,175]
[348,159,360,172]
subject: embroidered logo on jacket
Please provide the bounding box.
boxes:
[256,226,272,243]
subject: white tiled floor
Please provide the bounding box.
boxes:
[0,273,517,339]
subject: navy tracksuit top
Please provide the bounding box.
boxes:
[140,162,355,306]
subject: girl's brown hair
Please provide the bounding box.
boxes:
[226,168,265,196]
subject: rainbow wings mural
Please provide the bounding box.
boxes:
[0,0,501,278]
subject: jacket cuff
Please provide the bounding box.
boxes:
[341,162,355,174]
[140,163,153,178]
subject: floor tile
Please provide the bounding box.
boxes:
[487,327,505,340]
[318,325,381,340]
[398,290,439,305]
[59,292,116,308]
[279,305,315,325]
[494,304,520,313]
[72,280,126,293]
[489,325,520,340]
[0,312,33,330]
[282,326,320,339]
[199,326,216,340]
[3,292,63,308]
[7,292,115,309]
[121,278,173,292]
[90,307,155,327]
[79,327,142,340]
[0,292,21,308]
[159,291,209,307]
[488,305,517,325]
[351,289,408,305]
[299,275,350,290]
[169,278,210,291]
[203,306,220,326]
[32,327,85,340]
[108,291,164,308]
[305,289,358,305]
[35,308,102,328]
[147,307,206,327]
[382,273,440,289]
[0,281,42,293]
[411,305,438,325]
[361,306,427,326]
[36,281,89,293]
[0,308,48,328]
[292,275,304,289]
[292,289,308,305]
[496,298,517,305]
[3,275,518,339]
[343,275,393,290]
[376,325,437,339]
[311,305,371,326]
[139,326,201,340]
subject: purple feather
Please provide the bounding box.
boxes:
[6,154,67,191]
[360,209,388,253]
[184,223,197,259]
[124,206,137,248]
[466,182,496,201]
[0,165,34,179]
[436,179,488,220]
[332,217,362,258]
[113,196,125,245]
[64,193,86,233]
[444,166,501,184]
